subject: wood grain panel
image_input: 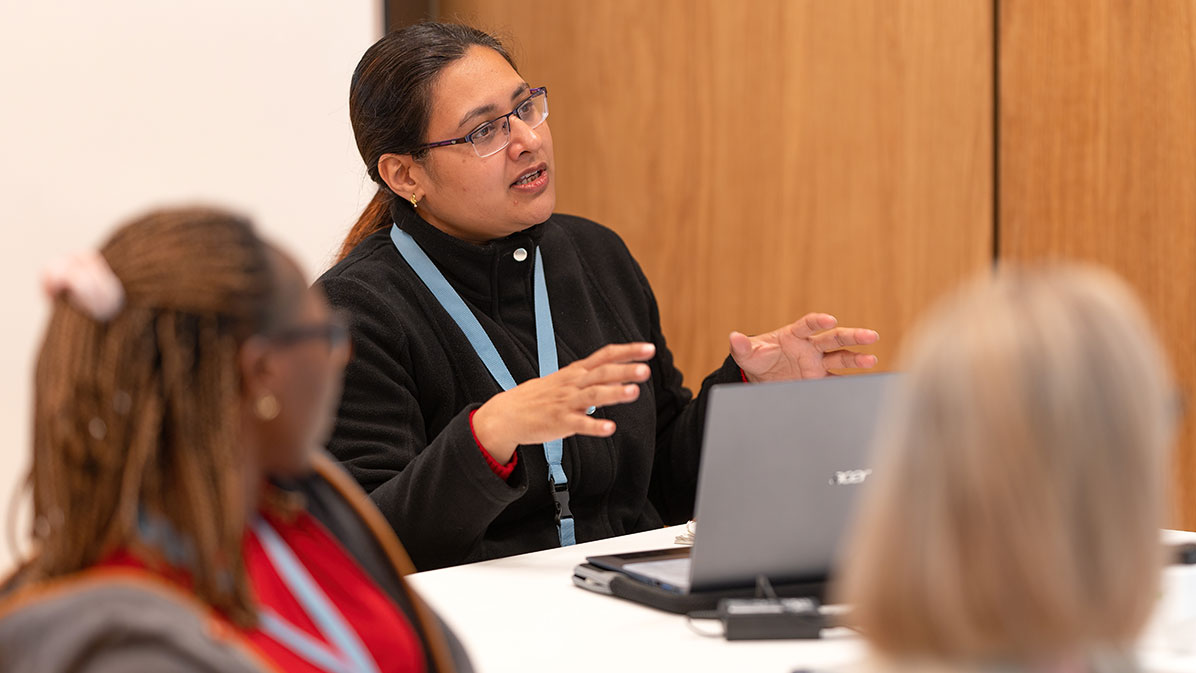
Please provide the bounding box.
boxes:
[1000,1,1196,527]
[437,1,992,391]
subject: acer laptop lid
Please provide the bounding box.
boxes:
[582,372,896,598]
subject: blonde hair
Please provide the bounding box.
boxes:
[25,207,293,626]
[837,264,1175,665]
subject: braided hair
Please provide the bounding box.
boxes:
[26,206,293,626]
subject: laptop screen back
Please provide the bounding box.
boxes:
[687,372,897,592]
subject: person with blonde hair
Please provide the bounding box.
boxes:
[836,264,1176,673]
[0,207,471,672]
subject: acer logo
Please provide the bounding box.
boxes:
[829,469,872,486]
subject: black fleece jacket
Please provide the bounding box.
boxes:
[317,203,742,570]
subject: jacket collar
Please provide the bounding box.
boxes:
[388,200,546,305]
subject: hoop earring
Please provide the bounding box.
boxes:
[254,393,280,421]
[410,193,419,209]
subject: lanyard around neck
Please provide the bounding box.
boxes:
[252,517,381,673]
[390,224,576,546]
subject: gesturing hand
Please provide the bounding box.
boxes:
[730,313,879,383]
[471,342,656,464]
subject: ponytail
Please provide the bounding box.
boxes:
[338,189,398,262]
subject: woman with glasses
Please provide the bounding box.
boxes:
[0,207,471,672]
[319,22,880,571]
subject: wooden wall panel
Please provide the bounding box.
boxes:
[1000,1,1196,527]
[436,1,992,391]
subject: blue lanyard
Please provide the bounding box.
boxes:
[391,224,576,546]
[252,517,381,673]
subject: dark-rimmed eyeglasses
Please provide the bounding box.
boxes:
[414,87,549,158]
[270,311,351,353]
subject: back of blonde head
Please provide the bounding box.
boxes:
[838,264,1175,665]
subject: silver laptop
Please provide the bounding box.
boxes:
[585,372,896,594]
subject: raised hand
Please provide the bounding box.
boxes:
[730,313,879,383]
[471,342,656,463]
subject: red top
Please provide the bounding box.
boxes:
[244,510,426,673]
[102,510,426,673]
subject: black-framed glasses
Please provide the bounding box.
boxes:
[415,87,549,158]
[270,311,351,353]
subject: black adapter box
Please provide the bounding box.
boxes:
[716,597,824,640]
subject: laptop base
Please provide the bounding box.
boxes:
[571,563,827,615]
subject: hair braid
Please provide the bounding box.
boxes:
[25,207,284,626]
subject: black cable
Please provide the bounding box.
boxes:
[685,610,724,638]
[755,574,779,601]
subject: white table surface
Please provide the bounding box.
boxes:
[409,527,1196,673]
[407,526,864,673]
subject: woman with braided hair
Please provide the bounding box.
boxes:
[0,207,471,673]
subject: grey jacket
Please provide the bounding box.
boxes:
[0,453,472,673]
[0,576,269,673]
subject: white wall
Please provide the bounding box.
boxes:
[0,1,382,572]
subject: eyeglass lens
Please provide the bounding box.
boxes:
[470,92,549,158]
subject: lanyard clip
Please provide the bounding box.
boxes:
[550,477,572,522]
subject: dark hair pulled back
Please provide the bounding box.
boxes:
[339,22,515,261]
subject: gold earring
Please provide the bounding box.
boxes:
[254,393,280,421]
[410,193,419,209]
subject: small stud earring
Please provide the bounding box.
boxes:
[254,393,280,421]
[410,193,419,209]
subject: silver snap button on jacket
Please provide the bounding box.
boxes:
[513,247,528,262]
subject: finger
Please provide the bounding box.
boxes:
[810,327,880,353]
[789,313,838,339]
[578,362,651,387]
[578,342,656,368]
[728,331,753,361]
[579,383,641,409]
[822,350,879,370]
[571,416,618,438]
